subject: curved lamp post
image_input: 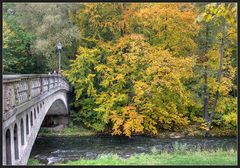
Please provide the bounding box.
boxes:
[56,42,62,74]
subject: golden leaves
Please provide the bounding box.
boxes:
[110,105,144,137]
[65,3,237,136]
[133,3,199,57]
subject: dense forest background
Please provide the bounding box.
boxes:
[3,3,237,136]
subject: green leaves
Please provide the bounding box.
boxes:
[3,16,39,74]
[199,3,237,26]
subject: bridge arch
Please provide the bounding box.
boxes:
[14,123,19,160]
[5,129,11,165]
[2,74,69,165]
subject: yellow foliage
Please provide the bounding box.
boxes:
[64,3,237,136]
[133,3,199,56]
[110,106,144,137]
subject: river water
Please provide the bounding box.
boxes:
[29,135,237,165]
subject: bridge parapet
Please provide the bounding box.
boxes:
[3,74,69,120]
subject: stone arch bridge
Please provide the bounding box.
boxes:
[2,74,70,165]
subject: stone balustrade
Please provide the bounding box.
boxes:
[3,74,69,120]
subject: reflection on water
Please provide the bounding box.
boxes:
[30,135,237,165]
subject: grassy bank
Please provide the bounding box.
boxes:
[57,149,237,166]
[38,123,236,138]
[27,158,42,165]
[28,148,237,166]
[38,124,96,136]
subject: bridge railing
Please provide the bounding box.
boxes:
[3,74,69,116]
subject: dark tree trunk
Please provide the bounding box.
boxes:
[123,22,126,35]
[164,12,168,41]
[203,24,209,121]
[204,69,209,121]
[164,12,171,51]
[208,18,226,130]
[120,27,124,37]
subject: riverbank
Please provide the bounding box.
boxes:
[28,148,237,165]
[38,123,237,138]
[38,124,96,137]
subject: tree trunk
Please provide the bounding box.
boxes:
[203,24,209,121]
[164,12,168,42]
[164,12,171,51]
[204,69,209,121]
[208,18,226,130]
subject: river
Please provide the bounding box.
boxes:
[29,135,237,165]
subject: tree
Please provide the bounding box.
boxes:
[73,3,133,42]
[197,3,237,130]
[3,13,41,74]
[64,34,195,136]
[130,3,200,57]
[7,3,82,71]
[63,3,237,136]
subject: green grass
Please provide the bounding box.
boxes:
[38,124,96,136]
[28,145,237,166]
[27,158,42,165]
[56,149,237,166]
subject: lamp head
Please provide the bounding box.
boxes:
[57,42,62,50]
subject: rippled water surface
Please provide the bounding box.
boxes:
[30,136,237,165]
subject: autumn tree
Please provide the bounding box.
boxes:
[73,3,140,43]
[130,3,200,57]
[64,34,195,136]
[63,3,237,136]
[196,3,237,130]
